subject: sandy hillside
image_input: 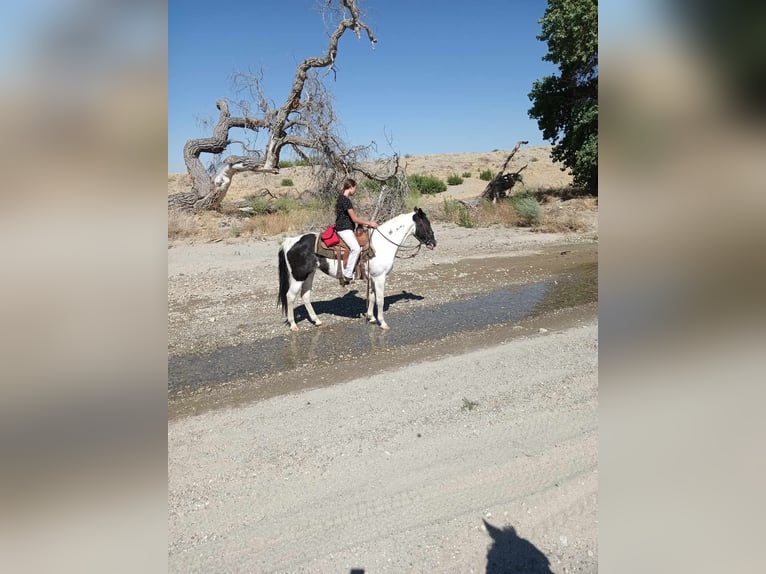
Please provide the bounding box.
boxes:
[167,145,572,205]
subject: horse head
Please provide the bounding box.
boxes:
[412,207,437,250]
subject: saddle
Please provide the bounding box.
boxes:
[315,227,375,285]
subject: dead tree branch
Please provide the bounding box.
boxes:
[482,140,529,203]
[169,0,380,212]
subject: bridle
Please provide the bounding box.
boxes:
[362,219,433,302]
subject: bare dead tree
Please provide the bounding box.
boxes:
[169,0,397,211]
[481,140,529,203]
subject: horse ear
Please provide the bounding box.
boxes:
[483,519,516,541]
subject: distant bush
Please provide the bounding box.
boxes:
[479,169,493,181]
[510,193,542,226]
[446,174,464,186]
[408,174,446,195]
[457,206,473,228]
[404,187,422,211]
[245,197,273,215]
[280,159,311,167]
[441,197,473,228]
[462,171,472,178]
[442,198,459,218]
[280,178,294,187]
[275,197,298,212]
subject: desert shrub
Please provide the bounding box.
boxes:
[462,171,472,178]
[440,198,473,228]
[479,169,493,181]
[408,174,446,195]
[511,193,542,226]
[469,199,519,227]
[280,178,294,187]
[278,160,294,168]
[404,187,422,211]
[457,206,473,228]
[245,196,273,215]
[360,176,414,216]
[275,197,299,212]
[442,198,459,218]
[447,174,464,186]
[300,197,324,212]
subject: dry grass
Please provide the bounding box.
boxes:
[168,206,332,241]
[168,209,224,240]
[232,210,324,237]
[437,198,521,228]
[537,196,598,233]
[168,194,596,242]
[168,147,597,242]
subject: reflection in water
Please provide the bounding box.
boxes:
[169,281,549,394]
[169,264,596,395]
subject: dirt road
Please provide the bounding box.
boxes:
[168,223,598,572]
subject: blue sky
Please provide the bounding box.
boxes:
[168,0,559,173]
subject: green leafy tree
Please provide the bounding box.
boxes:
[528,0,598,194]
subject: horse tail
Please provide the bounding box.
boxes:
[277,244,290,315]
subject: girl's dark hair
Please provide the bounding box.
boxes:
[342,178,356,191]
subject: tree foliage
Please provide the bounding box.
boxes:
[528,0,598,194]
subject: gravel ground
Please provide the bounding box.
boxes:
[168,223,595,356]
[168,221,598,573]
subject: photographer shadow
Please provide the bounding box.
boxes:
[484,520,553,574]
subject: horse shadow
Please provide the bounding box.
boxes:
[294,289,424,323]
[484,520,553,574]
[345,521,550,574]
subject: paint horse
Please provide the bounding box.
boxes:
[278,207,437,331]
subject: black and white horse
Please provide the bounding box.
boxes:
[278,207,437,331]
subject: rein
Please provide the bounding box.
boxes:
[371,227,423,259]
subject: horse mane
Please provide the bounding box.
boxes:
[377,211,414,232]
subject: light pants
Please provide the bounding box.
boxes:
[337,228,361,279]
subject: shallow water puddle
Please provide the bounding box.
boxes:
[168,262,596,397]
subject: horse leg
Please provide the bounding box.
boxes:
[370,275,389,330]
[286,279,304,331]
[301,272,322,327]
[365,278,377,324]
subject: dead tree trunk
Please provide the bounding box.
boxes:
[168,100,270,211]
[482,140,529,203]
[168,0,391,212]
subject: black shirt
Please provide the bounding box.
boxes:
[335,194,355,231]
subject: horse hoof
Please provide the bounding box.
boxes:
[290,325,299,332]
[380,324,390,330]
[315,321,323,327]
